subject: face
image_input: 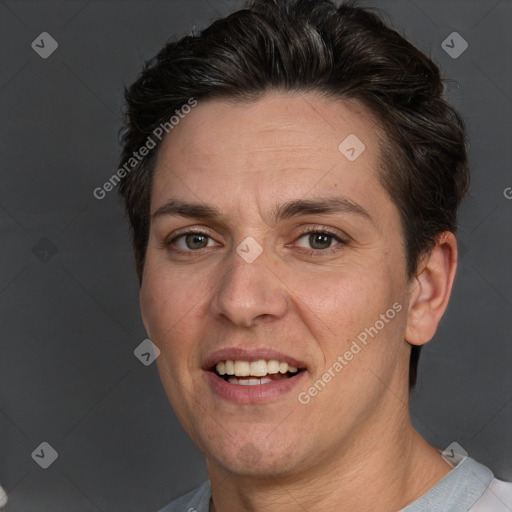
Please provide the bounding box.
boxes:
[141,92,413,478]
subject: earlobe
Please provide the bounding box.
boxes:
[405,232,458,347]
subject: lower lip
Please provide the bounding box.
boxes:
[205,370,307,404]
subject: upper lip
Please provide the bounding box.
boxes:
[203,347,307,371]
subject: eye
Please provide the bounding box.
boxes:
[171,232,217,251]
[293,229,346,254]
[297,232,337,250]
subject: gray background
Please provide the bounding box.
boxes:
[0,0,511,510]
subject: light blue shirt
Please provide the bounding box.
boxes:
[159,457,512,511]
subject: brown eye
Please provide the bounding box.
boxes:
[308,233,333,250]
[184,233,209,250]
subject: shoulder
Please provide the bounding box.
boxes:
[471,477,512,511]
[157,481,211,512]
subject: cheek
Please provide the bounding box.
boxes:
[140,265,205,411]
[288,262,406,380]
[140,261,206,351]
[288,266,392,334]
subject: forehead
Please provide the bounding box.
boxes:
[151,92,391,224]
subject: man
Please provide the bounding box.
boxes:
[117,0,512,510]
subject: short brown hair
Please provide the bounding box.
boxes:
[118,0,470,388]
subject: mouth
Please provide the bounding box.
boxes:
[203,349,307,402]
[212,359,305,386]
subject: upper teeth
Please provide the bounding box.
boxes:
[216,360,299,377]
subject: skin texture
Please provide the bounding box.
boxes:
[140,92,458,511]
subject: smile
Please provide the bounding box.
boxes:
[215,359,300,386]
[204,348,307,403]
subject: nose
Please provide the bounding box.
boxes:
[210,246,289,328]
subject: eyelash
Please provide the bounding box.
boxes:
[293,227,347,257]
[166,227,347,257]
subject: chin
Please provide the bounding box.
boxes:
[204,436,306,479]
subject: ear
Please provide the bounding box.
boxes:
[405,232,458,346]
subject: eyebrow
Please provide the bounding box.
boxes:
[152,196,373,224]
